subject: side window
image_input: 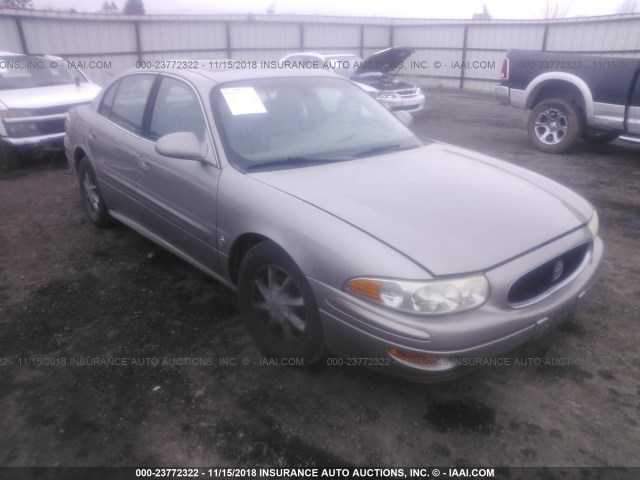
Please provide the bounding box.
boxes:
[98,80,119,117]
[109,74,155,135]
[148,76,207,142]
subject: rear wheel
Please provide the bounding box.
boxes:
[238,242,325,364]
[78,157,114,228]
[528,99,582,153]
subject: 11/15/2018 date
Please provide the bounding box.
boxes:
[135,468,258,477]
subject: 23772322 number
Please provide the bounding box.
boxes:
[135,468,200,477]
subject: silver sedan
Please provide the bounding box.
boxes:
[64,67,603,381]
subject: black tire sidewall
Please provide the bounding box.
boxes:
[238,242,325,364]
[528,99,583,153]
[0,146,18,173]
[78,158,112,227]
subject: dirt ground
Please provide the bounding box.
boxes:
[1,89,639,476]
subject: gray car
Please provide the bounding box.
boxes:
[64,67,603,381]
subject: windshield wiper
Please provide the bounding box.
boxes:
[352,144,419,158]
[245,156,344,171]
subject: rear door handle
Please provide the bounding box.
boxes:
[88,130,97,139]
[138,155,151,170]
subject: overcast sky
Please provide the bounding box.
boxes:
[32,0,633,20]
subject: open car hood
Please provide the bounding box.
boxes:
[251,143,593,276]
[354,47,415,75]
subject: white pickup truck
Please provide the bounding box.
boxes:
[0,51,101,170]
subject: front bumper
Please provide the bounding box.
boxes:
[379,92,425,113]
[494,85,510,105]
[1,132,65,149]
[310,232,604,382]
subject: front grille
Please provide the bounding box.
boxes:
[508,242,591,305]
[391,105,419,111]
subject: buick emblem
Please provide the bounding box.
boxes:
[552,260,564,282]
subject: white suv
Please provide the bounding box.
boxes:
[280,47,425,113]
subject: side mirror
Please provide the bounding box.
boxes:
[155,132,207,160]
[393,111,413,127]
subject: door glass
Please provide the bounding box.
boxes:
[148,77,207,142]
[109,74,155,135]
[98,80,119,117]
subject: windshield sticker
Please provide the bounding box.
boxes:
[220,87,267,115]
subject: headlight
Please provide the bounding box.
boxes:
[587,210,599,237]
[6,122,39,137]
[376,91,397,99]
[346,274,489,315]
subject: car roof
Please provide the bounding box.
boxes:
[114,66,340,87]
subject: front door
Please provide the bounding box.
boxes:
[136,75,220,271]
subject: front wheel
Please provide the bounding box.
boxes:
[0,146,18,173]
[238,242,325,364]
[528,99,583,153]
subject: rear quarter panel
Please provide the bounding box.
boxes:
[504,49,639,106]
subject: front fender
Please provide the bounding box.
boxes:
[217,167,431,290]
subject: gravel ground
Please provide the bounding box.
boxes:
[0,89,639,477]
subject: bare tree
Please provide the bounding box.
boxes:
[540,0,571,19]
[472,4,492,20]
[123,0,144,15]
[266,0,276,14]
[616,0,639,13]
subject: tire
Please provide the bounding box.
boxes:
[78,157,115,228]
[582,128,619,144]
[528,99,583,153]
[238,241,326,364]
[0,146,18,173]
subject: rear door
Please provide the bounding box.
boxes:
[88,73,156,214]
[136,74,220,270]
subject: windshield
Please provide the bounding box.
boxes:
[210,76,420,170]
[0,55,82,90]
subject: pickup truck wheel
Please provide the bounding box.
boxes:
[0,146,18,173]
[582,128,619,144]
[238,241,326,364]
[78,157,115,228]
[528,99,582,153]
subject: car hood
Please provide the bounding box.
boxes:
[0,82,101,110]
[354,46,415,75]
[250,143,593,276]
